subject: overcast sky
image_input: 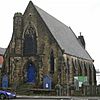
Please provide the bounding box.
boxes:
[0,0,100,70]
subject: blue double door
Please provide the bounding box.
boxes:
[27,64,36,83]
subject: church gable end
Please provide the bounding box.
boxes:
[2,1,63,89]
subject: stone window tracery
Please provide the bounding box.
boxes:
[23,25,37,56]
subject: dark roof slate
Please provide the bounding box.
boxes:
[35,6,92,61]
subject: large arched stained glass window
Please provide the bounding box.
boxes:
[23,26,37,56]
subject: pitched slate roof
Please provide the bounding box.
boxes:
[25,1,93,61]
[0,47,6,55]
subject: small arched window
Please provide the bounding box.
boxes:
[72,59,76,76]
[23,26,37,56]
[84,63,87,76]
[78,60,82,76]
[88,64,92,85]
[93,65,96,85]
[50,49,54,74]
[75,60,78,75]
[66,58,70,81]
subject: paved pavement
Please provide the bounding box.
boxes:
[12,96,100,100]
[15,96,72,99]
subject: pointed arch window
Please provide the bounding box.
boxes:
[50,49,54,74]
[78,60,82,76]
[75,60,78,75]
[66,58,70,81]
[72,59,76,76]
[84,63,87,76]
[23,26,37,56]
[89,65,92,85]
[93,65,96,85]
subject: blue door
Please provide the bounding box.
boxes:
[2,74,8,88]
[27,64,36,83]
[43,75,52,90]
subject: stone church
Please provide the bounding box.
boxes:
[2,1,96,96]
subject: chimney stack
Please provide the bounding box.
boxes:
[78,32,86,49]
